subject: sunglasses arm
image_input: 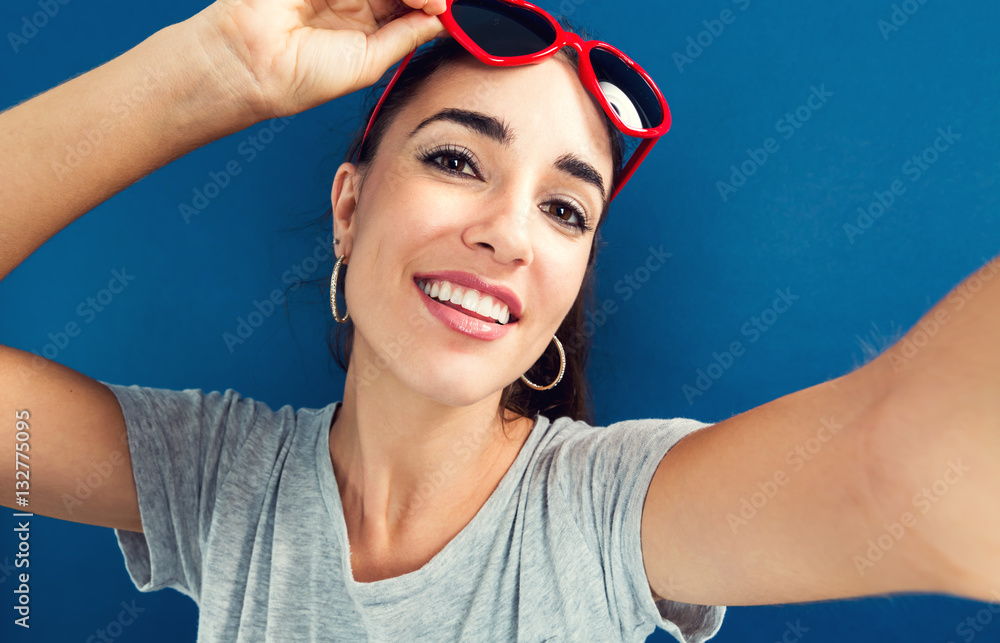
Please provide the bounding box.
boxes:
[611,136,658,202]
[355,49,417,164]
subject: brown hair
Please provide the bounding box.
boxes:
[318,20,625,436]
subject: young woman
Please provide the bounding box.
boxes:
[1,0,997,641]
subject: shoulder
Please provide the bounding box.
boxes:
[531,411,716,528]
[101,380,332,460]
[537,412,714,461]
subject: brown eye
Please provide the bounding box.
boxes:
[541,201,587,230]
[551,203,573,222]
[435,154,476,176]
[418,145,482,179]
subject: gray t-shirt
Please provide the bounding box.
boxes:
[99,381,726,642]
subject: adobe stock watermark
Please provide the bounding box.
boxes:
[771,620,810,643]
[681,287,799,404]
[880,255,999,373]
[853,458,971,576]
[7,0,72,54]
[945,588,1000,643]
[553,0,587,18]
[672,0,752,73]
[647,572,685,602]
[852,320,906,371]
[51,66,165,182]
[60,431,130,515]
[726,417,844,534]
[877,0,931,41]
[716,85,834,202]
[353,308,434,393]
[843,125,960,244]
[563,244,673,351]
[180,114,296,224]
[0,557,15,585]
[407,389,496,512]
[350,244,674,391]
[82,600,145,643]
[221,232,332,353]
[11,268,137,385]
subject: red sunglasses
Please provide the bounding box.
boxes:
[356,0,672,202]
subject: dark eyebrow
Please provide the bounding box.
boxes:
[554,153,607,203]
[409,108,607,203]
[408,108,514,147]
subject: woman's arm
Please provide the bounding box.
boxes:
[639,255,1000,607]
[0,15,259,282]
[860,254,1000,597]
[0,0,445,282]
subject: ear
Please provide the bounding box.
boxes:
[331,161,361,262]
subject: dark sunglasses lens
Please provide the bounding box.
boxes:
[589,48,663,130]
[451,0,557,57]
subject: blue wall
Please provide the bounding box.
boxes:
[2,0,998,641]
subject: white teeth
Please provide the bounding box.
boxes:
[477,295,494,317]
[460,289,479,312]
[418,279,513,324]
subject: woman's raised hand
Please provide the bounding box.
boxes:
[195,0,447,120]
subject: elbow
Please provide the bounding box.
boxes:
[856,385,1000,600]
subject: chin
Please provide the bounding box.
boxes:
[403,363,508,410]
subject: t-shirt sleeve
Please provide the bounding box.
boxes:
[551,416,726,643]
[98,380,262,601]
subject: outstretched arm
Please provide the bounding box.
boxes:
[860,254,999,597]
[640,254,1000,607]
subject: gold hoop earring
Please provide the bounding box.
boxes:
[520,335,566,391]
[330,249,349,323]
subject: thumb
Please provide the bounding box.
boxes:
[360,11,446,85]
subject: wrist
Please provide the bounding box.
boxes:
[152,12,270,139]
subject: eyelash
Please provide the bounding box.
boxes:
[416,144,594,233]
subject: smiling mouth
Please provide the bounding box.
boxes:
[415,278,519,325]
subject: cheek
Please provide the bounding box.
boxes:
[354,183,438,256]
[537,257,591,322]
[370,173,466,233]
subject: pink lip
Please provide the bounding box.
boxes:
[413,281,516,341]
[412,270,523,320]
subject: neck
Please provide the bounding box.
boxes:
[329,338,535,550]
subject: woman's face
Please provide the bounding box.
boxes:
[331,54,614,409]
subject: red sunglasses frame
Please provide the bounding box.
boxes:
[357,0,672,202]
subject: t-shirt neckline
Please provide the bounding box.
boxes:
[315,400,549,602]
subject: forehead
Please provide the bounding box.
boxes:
[391,55,614,176]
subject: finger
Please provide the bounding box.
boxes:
[362,11,445,82]
[395,0,446,16]
[421,0,448,16]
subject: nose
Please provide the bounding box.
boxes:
[461,187,535,266]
